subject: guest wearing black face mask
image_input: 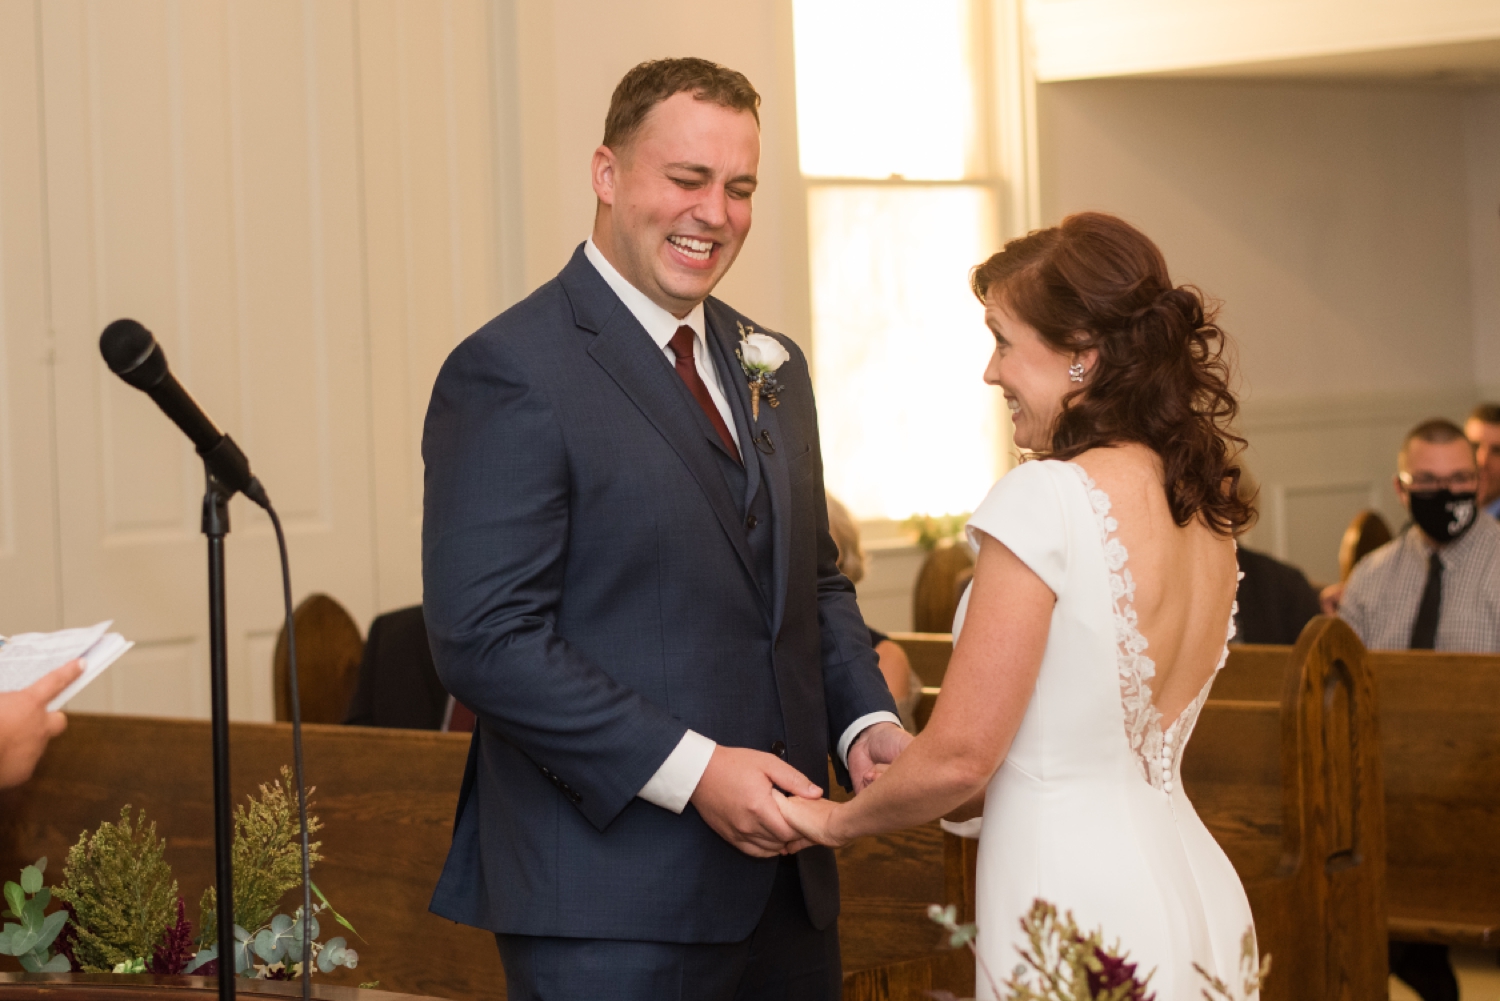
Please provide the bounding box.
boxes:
[1338,416,1500,1001]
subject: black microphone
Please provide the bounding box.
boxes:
[99,318,271,509]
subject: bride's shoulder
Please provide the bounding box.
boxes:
[1066,445,1162,501]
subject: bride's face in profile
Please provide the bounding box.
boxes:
[982,293,1088,451]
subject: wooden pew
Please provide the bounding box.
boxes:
[887,619,1391,1000]
[1215,638,1500,950]
[887,633,950,731]
[0,718,500,1000]
[0,716,976,1001]
[1185,616,1388,1000]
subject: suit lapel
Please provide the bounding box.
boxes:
[567,254,760,596]
[706,301,792,636]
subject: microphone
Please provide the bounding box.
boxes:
[99,319,271,509]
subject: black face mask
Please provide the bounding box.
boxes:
[1408,489,1478,544]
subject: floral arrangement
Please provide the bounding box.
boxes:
[927,899,1269,1001]
[905,513,972,551]
[0,767,360,981]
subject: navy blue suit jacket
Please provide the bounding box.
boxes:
[423,246,896,943]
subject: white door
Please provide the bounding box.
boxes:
[42,0,378,721]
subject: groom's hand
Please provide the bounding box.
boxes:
[848,722,913,793]
[690,746,823,857]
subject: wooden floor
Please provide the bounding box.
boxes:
[1389,948,1500,1000]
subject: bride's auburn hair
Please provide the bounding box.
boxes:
[971,212,1254,536]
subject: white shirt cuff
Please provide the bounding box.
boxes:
[836,711,905,767]
[941,817,984,839]
[637,729,717,813]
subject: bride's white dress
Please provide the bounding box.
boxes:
[948,459,1256,999]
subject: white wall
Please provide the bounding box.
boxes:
[0,0,508,720]
[508,0,812,349]
[1465,88,1500,395]
[1038,76,1497,581]
[1027,0,1500,82]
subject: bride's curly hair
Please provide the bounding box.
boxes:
[971,212,1254,535]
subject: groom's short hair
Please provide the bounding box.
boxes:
[603,58,760,153]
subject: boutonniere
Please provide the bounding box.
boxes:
[736,321,789,421]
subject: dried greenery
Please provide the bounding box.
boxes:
[199,767,322,942]
[54,807,178,972]
[1005,900,1154,1001]
[928,898,1268,1001]
[1195,928,1271,1001]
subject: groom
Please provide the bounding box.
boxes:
[422,58,909,999]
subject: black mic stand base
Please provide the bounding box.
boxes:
[203,474,236,1000]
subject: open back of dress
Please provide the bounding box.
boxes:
[951,459,1257,1000]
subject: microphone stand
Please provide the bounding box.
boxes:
[203,470,237,1000]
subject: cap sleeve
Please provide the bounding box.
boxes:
[965,460,1070,595]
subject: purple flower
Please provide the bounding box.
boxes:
[1088,945,1155,1001]
[52,901,79,971]
[149,899,196,975]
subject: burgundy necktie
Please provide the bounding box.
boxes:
[667,325,740,464]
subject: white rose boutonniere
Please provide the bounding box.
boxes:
[736,321,789,421]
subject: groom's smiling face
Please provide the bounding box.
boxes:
[592,92,760,318]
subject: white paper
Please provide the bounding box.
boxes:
[0,620,134,711]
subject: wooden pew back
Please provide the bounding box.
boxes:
[1221,640,1500,947]
[0,717,973,1001]
[1186,617,1388,1001]
[0,718,497,1000]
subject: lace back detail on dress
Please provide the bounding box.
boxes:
[1068,464,1239,792]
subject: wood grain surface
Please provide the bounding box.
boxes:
[0,972,439,1000]
[0,718,497,1000]
[1220,641,1500,947]
[0,718,975,1000]
[1187,617,1390,1001]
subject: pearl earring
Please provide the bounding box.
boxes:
[1068,360,1085,383]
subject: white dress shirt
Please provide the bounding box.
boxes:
[584,239,739,451]
[585,238,902,813]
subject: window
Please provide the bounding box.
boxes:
[794,0,1011,521]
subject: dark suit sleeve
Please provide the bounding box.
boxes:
[779,340,901,786]
[422,334,688,832]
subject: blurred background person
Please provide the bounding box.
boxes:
[0,660,83,790]
[1231,470,1321,644]
[826,493,923,730]
[1338,417,1500,1001]
[1466,403,1500,520]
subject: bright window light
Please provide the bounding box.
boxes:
[795,0,1006,521]
[809,186,1001,520]
[793,0,979,180]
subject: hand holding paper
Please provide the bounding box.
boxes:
[0,621,134,711]
[0,660,82,789]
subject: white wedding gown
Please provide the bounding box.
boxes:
[948,459,1256,1000]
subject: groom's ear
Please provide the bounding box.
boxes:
[592,145,619,206]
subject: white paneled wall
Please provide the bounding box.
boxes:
[0,0,511,721]
[359,0,511,612]
[0,0,61,635]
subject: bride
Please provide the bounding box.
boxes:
[781,212,1257,998]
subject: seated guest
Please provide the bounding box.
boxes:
[826,494,924,729]
[1339,417,1500,1001]
[1466,403,1500,520]
[343,606,473,732]
[1229,468,1321,644]
[0,660,82,789]
[1233,545,1321,645]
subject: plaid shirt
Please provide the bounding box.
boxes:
[1340,515,1500,652]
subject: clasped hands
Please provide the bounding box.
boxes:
[689,722,911,858]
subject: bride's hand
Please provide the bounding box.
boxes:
[775,793,850,849]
